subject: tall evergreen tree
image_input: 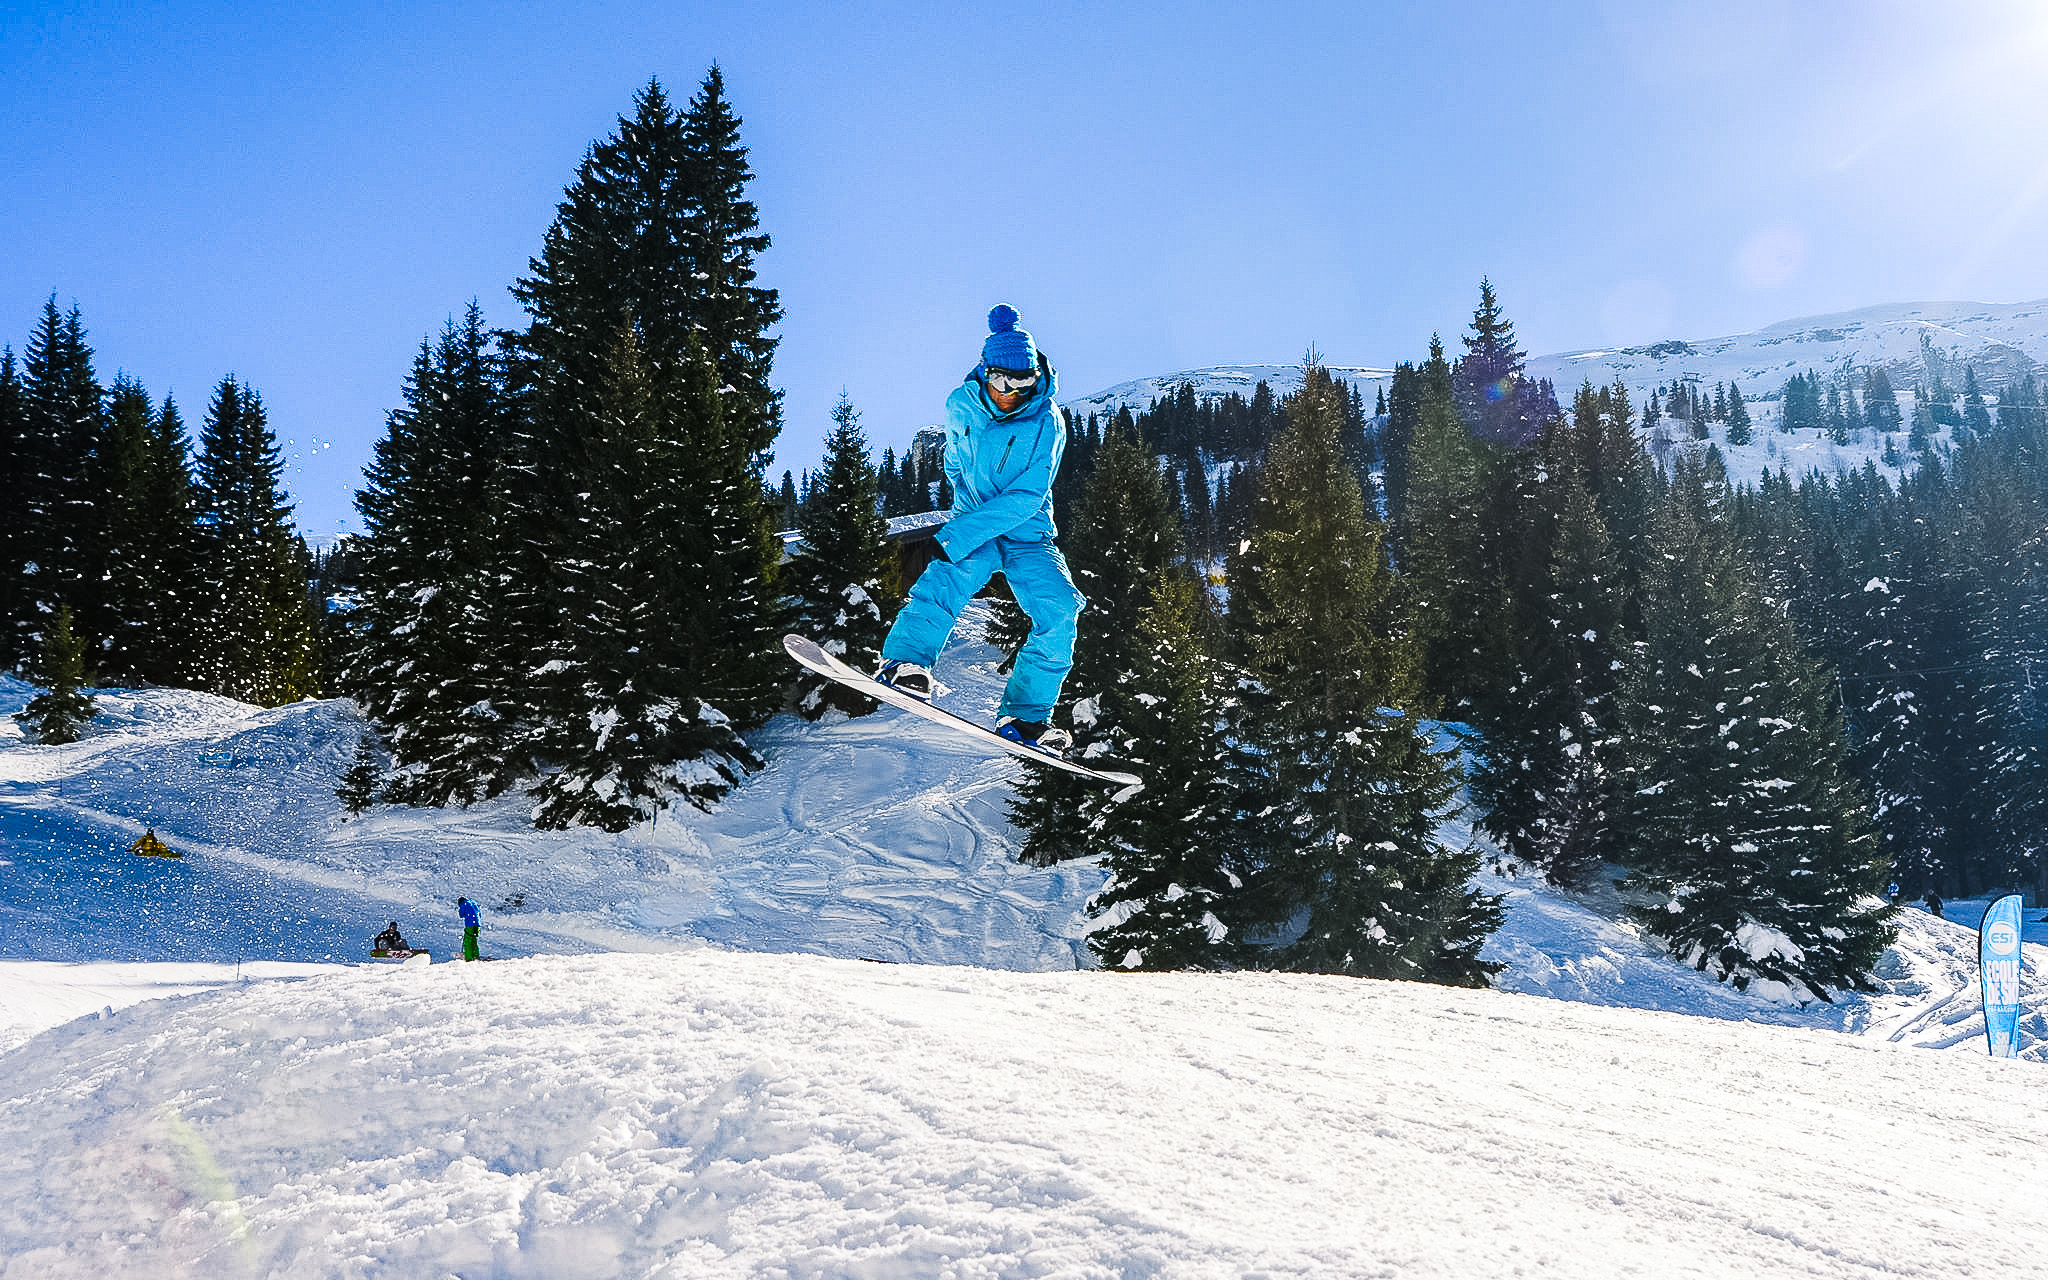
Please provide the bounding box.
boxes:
[1724,382,1754,446]
[1865,366,1902,434]
[1233,363,1500,985]
[1083,573,1252,970]
[191,376,321,705]
[11,300,106,668]
[97,377,201,685]
[1011,422,1186,866]
[678,66,783,460]
[497,73,786,825]
[787,392,894,719]
[526,330,772,830]
[0,348,27,670]
[1468,440,1630,889]
[1451,279,1556,446]
[346,306,521,804]
[1615,451,1894,1001]
[1399,337,1507,712]
[1962,366,1992,437]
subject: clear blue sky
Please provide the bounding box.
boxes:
[8,0,2048,539]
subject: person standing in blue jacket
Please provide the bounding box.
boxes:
[458,896,482,961]
[876,304,1085,754]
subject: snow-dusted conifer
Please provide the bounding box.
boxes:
[97,378,201,687]
[347,306,519,804]
[17,603,95,744]
[0,348,21,667]
[1234,362,1501,986]
[1470,447,1628,889]
[1011,423,1183,866]
[336,733,385,817]
[496,74,785,826]
[10,300,105,669]
[1399,336,1507,712]
[1084,573,1250,970]
[1616,450,1894,1001]
[192,376,320,705]
[786,392,893,719]
[527,330,765,830]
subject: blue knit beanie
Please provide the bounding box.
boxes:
[981,304,1038,372]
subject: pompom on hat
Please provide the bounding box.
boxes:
[981,303,1038,372]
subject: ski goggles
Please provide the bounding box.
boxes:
[986,367,1039,394]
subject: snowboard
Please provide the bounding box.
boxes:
[783,634,1140,788]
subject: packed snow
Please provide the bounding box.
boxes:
[3,603,2044,1276]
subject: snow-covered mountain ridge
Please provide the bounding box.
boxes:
[1068,297,2048,422]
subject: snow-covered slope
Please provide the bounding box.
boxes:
[0,611,1099,979]
[5,947,2046,1279]
[5,601,2047,1275]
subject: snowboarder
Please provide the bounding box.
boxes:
[458,896,481,961]
[1925,892,1944,920]
[372,921,410,954]
[874,304,1085,754]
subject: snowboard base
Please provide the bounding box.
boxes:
[784,634,1139,788]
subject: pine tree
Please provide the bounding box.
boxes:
[1616,452,1894,1000]
[1725,382,1754,446]
[97,377,201,685]
[1083,572,1251,970]
[17,602,96,743]
[192,376,321,705]
[1011,422,1185,866]
[1469,441,1630,889]
[1909,386,1937,452]
[1781,372,1823,434]
[527,330,768,830]
[787,392,894,719]
[678,66,783,460]
[1234,363,1500,985]
[1962,366,1993,437]
[346,306,521,805]
[11,300,106,668]
[1865,367,1902,434]
[498,74,786,825]
[1399,337,1508,712]
[337,733,386,816]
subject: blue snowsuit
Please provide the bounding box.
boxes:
[881,357,1085,723]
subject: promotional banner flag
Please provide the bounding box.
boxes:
[1978,894,2024,1059]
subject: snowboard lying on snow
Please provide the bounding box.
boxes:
[783,634,1140,788]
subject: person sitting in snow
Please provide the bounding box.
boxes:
[373,921,409,953]
[873,304,1085,755]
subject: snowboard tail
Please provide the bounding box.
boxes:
[783,634,1139,788]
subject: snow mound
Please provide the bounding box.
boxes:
[3,949,2044,1279]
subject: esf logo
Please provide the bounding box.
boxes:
[1986,921,2020,955]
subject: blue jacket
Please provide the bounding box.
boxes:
[459,899,480,928]
[932,356,1065,562]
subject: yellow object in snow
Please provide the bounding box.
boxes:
[130,829,182,858]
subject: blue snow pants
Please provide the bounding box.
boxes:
[882,534,1085,723]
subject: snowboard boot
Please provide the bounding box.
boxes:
[875,659,933,701]
[997,717,1072,756]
